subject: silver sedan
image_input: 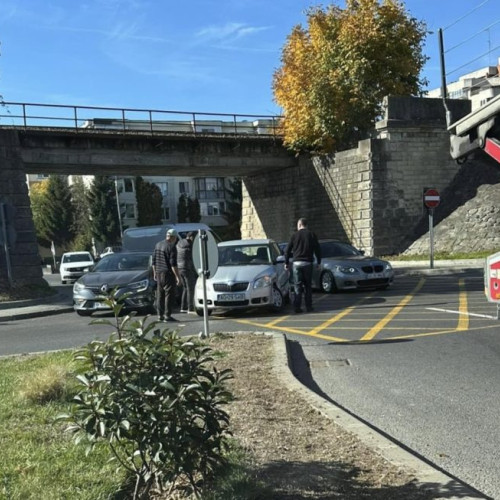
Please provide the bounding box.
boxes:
[312,240,394,293]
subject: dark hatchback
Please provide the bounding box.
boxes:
[72,252,156,316]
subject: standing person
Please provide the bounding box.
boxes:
[284,217,321,313]
[176,231,197,313]
[152,228,181,322]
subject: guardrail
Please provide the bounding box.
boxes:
[0,101,282,137]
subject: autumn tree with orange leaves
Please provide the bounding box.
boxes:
[273,0,428,153]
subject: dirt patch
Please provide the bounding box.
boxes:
[208,332,435,499]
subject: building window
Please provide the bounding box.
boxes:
[179,181,190,194]
[124,203,136,219]
[162,206,170,220]
[124,178,134,193]
[155,182,168,197]
[201,201,226,216]
[195,177,225,200]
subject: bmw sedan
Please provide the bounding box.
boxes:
[73,252,156,316]
[194,239,290,315]
[312,240,394,293]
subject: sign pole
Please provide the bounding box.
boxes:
[198,230,210,339]
[428,208,434,269]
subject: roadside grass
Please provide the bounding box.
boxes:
[0,351,130,499]
[0,347,271,499]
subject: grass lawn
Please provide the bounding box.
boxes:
[0,351,129,499]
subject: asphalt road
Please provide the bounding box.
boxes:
[3,269,499,498]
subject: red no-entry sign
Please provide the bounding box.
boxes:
[423,188,440,209]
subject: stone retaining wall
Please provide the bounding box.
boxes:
[242,96,472,256]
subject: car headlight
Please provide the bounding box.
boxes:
[385,263,393,271]
[253,275,272,289]
[128,279,149,292]
[336,266,358,274]
[73,281,86,292]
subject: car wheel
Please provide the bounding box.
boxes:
[196,308,212,317]
[270,285,284,312]
[76,310,92,317]
[321,271,337,293]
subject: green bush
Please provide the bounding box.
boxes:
[59,297,233,499]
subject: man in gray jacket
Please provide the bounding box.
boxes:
[176,232,197,313]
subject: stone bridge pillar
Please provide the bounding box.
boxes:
[0,130,44,290]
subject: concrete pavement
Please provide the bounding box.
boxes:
[0,259,490,499]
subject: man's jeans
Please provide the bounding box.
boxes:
[179,268,197,311]
[292,262,313,311]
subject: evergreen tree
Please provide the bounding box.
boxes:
[177,194,188,223]
[187,197,201,223]
[222,178,242,240]
[36,175,75,247]
[135,176,163,226]
[70,176,93,251]
[29,180,51,248]
[87,176,121,247]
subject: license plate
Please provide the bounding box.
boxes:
[218,293,245,302]
[368,273,382,278]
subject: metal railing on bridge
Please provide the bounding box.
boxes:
[0,101,283,137]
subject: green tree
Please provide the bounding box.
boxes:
[187,196,201,223]
[29,180,51,248]
[177,194,188,223]
[36,175,75,248]
[222,178,242,240]
[273,0,428,152]
[87,176,121,247]
[135,176,163,226]
[69,176,93,251]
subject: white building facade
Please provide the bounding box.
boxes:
[427,58,500,111]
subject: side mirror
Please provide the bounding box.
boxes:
[275,255,286,264]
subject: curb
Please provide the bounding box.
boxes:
[0,306,74,322]
[271,334,489,500]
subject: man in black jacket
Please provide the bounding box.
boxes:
[152,228,181,322]
[285,218,321,313]
[176,232,197,313]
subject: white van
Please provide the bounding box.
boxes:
[122,223,219,253]
[60,251,94,284]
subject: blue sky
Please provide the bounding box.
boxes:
[0,0,499,116]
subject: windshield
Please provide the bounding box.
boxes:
[320,241,361,258]
[93,253,151,272]
[219,245,271,266]
[62,253,93,263]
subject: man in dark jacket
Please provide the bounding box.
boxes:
[152,228,181,322]
[285,218,321,313]
[176,231,197,313]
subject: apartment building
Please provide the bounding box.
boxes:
[427,57,500,111]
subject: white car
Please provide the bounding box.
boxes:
[194,239,290,315]
[60,251,94,284]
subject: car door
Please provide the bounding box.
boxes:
[270,242,289,295]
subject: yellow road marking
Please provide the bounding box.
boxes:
[456,278,469,331]
[236,319,347,341]
[360,278,426,341]
[265,315,290,327]
[307,294,375,336]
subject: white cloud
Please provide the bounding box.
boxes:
[196,22,270,43]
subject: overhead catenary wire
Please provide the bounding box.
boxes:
[446,43,500,78]
[443,0,492,31]
[445,18,500,54]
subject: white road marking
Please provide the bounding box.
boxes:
[426,307,498,320]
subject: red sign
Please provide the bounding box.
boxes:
[423,188,440,208]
